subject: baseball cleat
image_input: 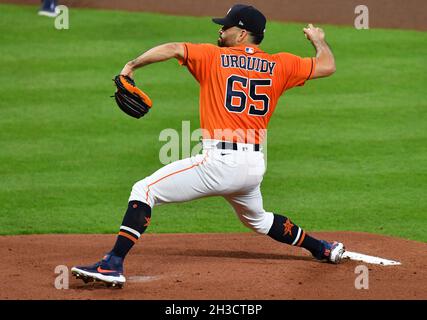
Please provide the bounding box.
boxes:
[71,253,126,287]
[38,7,60,18]
[316,240,346,264]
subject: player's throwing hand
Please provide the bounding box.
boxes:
[303,23,325,42]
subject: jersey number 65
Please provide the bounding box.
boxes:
[225,75,271,116]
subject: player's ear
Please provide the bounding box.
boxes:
[238,29,248,42]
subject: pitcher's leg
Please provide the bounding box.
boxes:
[72,152,215,285]
[224,187,273,234]
[129,151,211,207]
[112,152,213,257]
[225,188,345,263]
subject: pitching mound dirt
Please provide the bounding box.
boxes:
[1,232,426,299]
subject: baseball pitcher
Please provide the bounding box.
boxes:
[72,4,345,287]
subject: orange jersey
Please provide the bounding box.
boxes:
[179,43,315,144]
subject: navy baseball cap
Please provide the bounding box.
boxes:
[212,4,266,35]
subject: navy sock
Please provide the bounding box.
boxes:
[41,0,57,11]
[110,201,152,259]
[267,213,323,257]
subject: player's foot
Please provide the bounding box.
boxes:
[314,240,345,264]
[71,253,126,288]
[38,7,60,18]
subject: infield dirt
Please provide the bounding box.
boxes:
[1,232,426,299]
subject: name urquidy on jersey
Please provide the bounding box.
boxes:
[221,54,277,76]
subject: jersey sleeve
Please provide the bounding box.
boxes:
[178,43,217,83]
[277,52,315,91]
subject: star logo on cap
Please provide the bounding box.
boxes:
[239,20,244,26]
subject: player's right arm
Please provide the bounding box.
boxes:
[120,42,185,78]
[303,24,336,78]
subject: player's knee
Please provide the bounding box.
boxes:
[238,211,274,235]
[129,179,151,207]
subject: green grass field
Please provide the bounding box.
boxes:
[0,4,426,241]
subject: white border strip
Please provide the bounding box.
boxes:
[291,227,302,246]
[343,251,401,266]
[120,226,141,238]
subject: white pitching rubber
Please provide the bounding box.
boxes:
[342,251,401,266]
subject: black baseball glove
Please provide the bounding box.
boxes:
[113,75,152,119]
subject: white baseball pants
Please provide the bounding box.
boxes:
[129,139,274,234]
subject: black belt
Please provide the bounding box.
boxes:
[216,141,260,152]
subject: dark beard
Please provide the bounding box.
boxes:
[218,36,230,47]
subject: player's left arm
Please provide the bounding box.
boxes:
[303,24,336,79]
